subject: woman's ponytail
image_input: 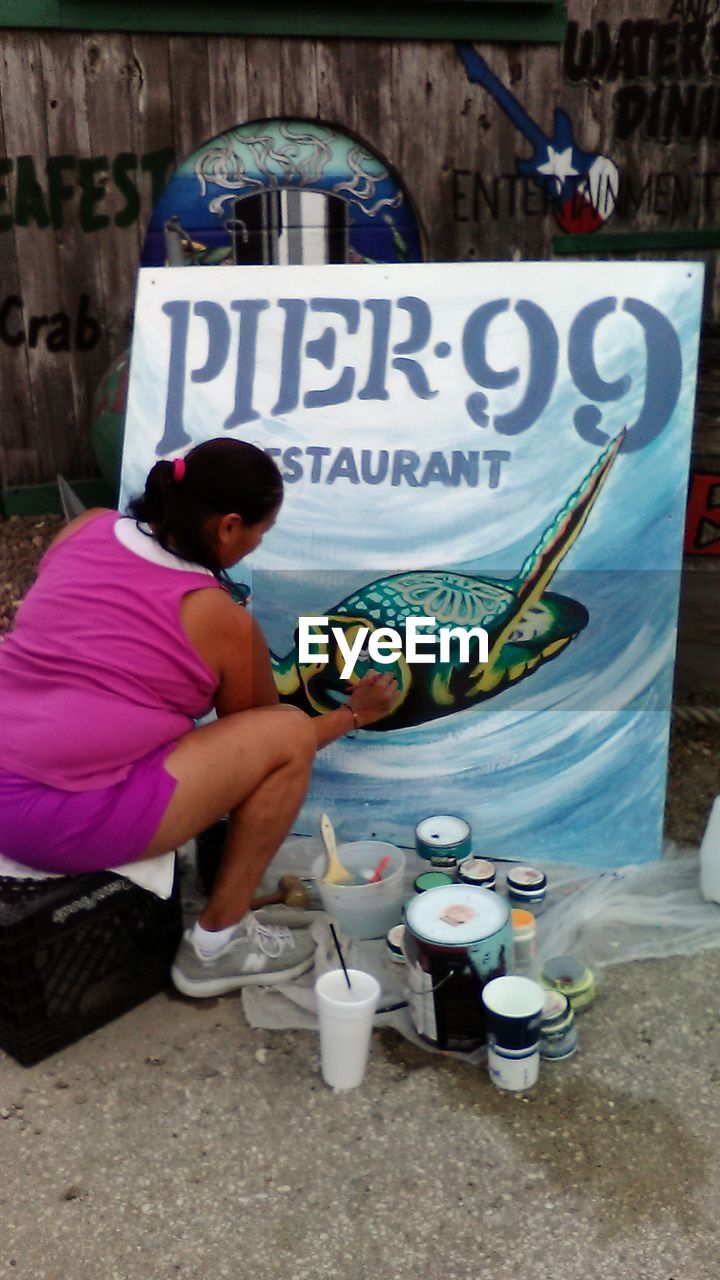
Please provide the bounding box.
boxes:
[128,439,283,576]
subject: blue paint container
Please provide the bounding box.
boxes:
[506,865,548,910]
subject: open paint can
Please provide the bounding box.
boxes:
[403,885,512,1051]
[415,815,472,864]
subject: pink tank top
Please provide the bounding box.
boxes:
[0,511,223,790]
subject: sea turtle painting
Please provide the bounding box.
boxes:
[271,430,625,731]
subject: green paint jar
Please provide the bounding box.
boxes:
[541,956,596,1012]
[413,871,455,894]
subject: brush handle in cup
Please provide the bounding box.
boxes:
[320,811,354,885]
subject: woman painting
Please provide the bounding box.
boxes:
[0,439,396,996]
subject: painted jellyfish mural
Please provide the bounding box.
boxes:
[272,430,624,730]
[141,119,424,268]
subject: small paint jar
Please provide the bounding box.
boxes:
[430,852,459,877]
[541,956,596,1012]
[539,990,578,1060]
[386,924,406,963]
[506,865,548,911]
[458,858,496,890]
[511,908,536,974]
[413,871,455,894]
[415,815,472,864]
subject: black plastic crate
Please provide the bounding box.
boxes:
[0,866,183,1066]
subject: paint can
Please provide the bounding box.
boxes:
[539,990,578,1061]
[506,865,548,911]
[481,975,545,1092]
[403,885,512,1051]
[413,871,455,894]
[487,1041,540,1092]
[430,852,459,876]
[415,815,472,864]
[510,908,536,974]
[386,924,406,963]
[458,858,496,890]
[541,956,596,1012]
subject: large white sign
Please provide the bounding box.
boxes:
[122,261,703,865]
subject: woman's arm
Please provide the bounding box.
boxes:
[180,588,278,714]
[184,591,398,737]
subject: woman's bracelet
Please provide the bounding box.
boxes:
[345,703,360,733]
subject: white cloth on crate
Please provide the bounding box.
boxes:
[0,849,176,900]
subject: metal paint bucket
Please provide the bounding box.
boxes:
[415,815,472,864]
[403,885,512,1051]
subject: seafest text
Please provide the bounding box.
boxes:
[156,293,683,489]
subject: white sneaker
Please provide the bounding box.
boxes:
[171,915,315,998]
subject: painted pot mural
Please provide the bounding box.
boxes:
[141,119,424,269]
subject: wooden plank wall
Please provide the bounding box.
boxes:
[2,4,720,483]
[0,2,718,687]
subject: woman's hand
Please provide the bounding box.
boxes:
[311,668,399,750]
[348,669,399,728]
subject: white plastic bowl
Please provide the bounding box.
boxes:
[311,840,406,940]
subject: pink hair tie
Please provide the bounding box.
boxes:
[172,457,186,483]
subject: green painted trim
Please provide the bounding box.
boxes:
[554,229,720,254]
[0,1,566,40]
[2,0,58,21]
[1,478,114,517]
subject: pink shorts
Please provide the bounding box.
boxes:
[0,743,178,874]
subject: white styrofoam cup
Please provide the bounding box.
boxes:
[314,968,380,1090]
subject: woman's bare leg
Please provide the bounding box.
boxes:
[139,705,316,928]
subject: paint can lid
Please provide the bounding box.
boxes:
[458,857,496,885]
[507,865,548,892]
[405,883,509,946]
[542,956,595,1008]
[414,871,454,894]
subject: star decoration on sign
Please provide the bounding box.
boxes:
[536,145,578,194]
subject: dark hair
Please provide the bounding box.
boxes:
[129,438,283,576]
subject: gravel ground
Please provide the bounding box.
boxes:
[1,512,717,846]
